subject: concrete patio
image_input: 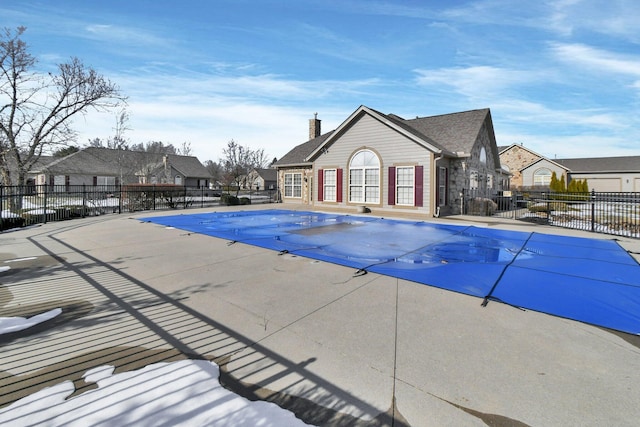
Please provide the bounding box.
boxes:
[2,205,640,426]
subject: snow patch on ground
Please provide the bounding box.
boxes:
[0,308,62,334]
[0,359,312,426]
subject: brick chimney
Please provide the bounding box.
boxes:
[309,113,321,140]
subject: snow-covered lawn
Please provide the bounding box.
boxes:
[0,297,312,426]
[521,200,640,238]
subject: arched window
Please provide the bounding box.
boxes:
[533,168,552,186]
[349,150,380,203]
[480,147,487,165]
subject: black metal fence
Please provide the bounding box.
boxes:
[463,189,640,238]
[1,184,278,231]
[4,184,639,239]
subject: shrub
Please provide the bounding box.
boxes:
[221,194,240,206]
[528,201,572,213]
[122,184,184,211]
[239,197,251,205]
[0,214,25,231]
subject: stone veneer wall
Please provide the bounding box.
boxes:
[499,145,540,189]
[277,167,313,204]
[446,123,500,215]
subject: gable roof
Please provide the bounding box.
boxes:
[30,147,210,178]
[254,168,277,181]
[163,155,210,178]
[498,143,547,159]
[276,106,499,169]
[555,156,640,173]
[519,156,570,173]
[306,106,449,160]
[31,147,145,175]
[403,108,494,156]
[274,131,334,167]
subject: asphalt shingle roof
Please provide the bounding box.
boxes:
[400,108,492,154]
[31,147,210,178]
[254,168,277,181]
[555,156,640,173]
[274,131,334,167]
[276,107,494,167]
[164,154,210,178]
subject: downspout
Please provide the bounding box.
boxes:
[433,152,443,217]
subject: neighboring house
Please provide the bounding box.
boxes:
[246,168,277,191]
[555,156,640,192]
[519,158,569,189]
[498,144,549,189]
[500,144,640,192]
[1,155,54,186]
[275,106,506,217]
[29,147,211,190]
[141,154,211,188]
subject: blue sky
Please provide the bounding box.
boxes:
[2,0,639,162]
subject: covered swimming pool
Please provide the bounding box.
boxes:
[142,209,640,335]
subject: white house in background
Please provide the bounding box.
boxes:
[275,106,507,217]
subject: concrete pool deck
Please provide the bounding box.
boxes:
[2,205,640,426]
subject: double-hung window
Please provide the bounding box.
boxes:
[395,166,414,206]
[284,172,302,198]
[323,169,337,202]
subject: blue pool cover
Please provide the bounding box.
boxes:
[142,210,640,335]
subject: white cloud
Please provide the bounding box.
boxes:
[545,0,640,41]
[413,66,543,100]
[550,43,640,77]
[66,70,380,161]
[83,24,168,46]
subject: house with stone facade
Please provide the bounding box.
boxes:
[499,144,640,192]
[274,106,506,217]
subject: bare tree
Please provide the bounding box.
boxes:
[221,140,269,196]
[203,159,222,186]
[0,27,125,185]
[109,108,130,150]
[177,141,192,156]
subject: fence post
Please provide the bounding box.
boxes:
[591,190,596,232]
[0,185,3,231]
[184,186,187,209]
[543,192,549,224]
[43,184,48,224]
[118,184,122,214]
[153,185,156,210]
[82,184,86,218]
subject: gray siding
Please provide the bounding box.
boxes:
[314,114,433,214]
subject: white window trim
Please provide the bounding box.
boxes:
[284,172,302,198]
[469,169,479,190]
[348,150,380,204]
[533,168,552,186]
[438,167,447,207]
[323,169,337,202]
[395,166,415,206]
